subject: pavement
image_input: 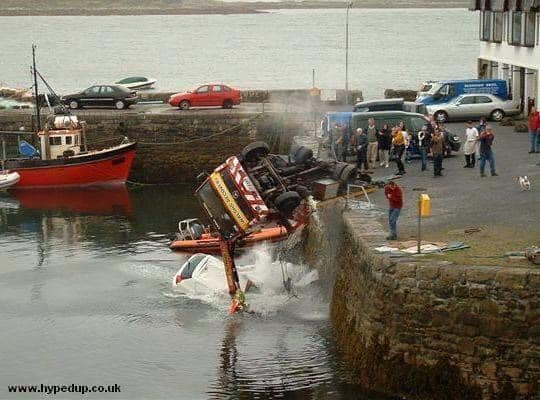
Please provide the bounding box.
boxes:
[346,122,540,236]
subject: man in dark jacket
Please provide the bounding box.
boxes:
[353,128,369,172]
[384,181,403,240]
[479,126,498,177]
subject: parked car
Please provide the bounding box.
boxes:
[168,84,241,110]
[353,98,427,115]
[351,111,461,156]
[62,85,137,110]
[416,79,509,106]
[426,93,520,122]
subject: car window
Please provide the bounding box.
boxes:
[196,86,209,93]
[222,86,231,92]
[459,96,475,105]
[101,86,114,95]
[475,96,493,104]
[213,85,223,92]
[87,86,101,95]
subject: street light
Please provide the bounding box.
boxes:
[345,2,353,105]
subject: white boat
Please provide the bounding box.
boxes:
[115,77,156,90]
[173,253,254,293]
[0,171,20,190]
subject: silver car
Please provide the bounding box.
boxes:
[426,94,520,122]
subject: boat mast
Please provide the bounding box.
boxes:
[32,44,41,132]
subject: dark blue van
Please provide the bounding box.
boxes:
[416,79,509,106]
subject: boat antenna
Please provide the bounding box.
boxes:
[32,44,41,131]
[35,69,70,115]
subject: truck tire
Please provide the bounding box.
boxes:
[339,164,357,183]
[274,191,301,214]
[332,162,349,180]
[240,141,270,163]
[289,146,313,165]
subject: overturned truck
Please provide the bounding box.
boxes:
[194,141,357,312]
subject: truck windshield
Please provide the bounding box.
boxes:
[196,180,237,238]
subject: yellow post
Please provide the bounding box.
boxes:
[417,194,431,253]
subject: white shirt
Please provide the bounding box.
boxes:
[465,127,479,142]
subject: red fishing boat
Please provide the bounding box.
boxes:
[2,45,136,189]
[4,115,136,188]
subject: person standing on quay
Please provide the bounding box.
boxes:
[353,128,369,172]
[479,125,498,177]
[366,118,378,170]
[391,126,406,175]
[384,181,403,241]
[377,123,392,168]
[463,120,479,168]
[431,129,444,177]
[528,107,539,153]
[417,125,431,171]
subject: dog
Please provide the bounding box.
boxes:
[517,176,531,191]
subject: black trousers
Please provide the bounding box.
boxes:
[392,145,405,172]
[433,154,443,176]
[465,153,476,167]
[356,148,369,170]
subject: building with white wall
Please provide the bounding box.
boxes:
[469,0,539,115]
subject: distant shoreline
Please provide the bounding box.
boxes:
[0,1,470,16]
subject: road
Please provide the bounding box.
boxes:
[363,122,539,236]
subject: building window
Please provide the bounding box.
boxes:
[480,11,492,41]
[492,12,503,42]
[65,136,72,145]
[524,12,536,47]
[510,11,522,45]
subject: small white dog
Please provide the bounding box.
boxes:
[518,176,531,191]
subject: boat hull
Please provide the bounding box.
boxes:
[7,142,136,188]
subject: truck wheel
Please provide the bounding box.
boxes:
[240,141,270,163]
[490,109,505,121]
[274,191,301,214]
[290,146,313,165]
[332,162,349,180]
[339,164,357,183]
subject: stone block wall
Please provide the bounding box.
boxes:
[0,110,310,183]
[304,204,539,399]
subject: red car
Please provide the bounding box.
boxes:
[168,84,241,110]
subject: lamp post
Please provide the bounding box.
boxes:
[345,2,353,105]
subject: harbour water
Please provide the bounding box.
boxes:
[0,8,477,99]
[0,185,387,399]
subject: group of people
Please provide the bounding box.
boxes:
[330,114,501,179]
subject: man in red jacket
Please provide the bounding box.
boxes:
[529,107,540,153]
[384,181,403,240]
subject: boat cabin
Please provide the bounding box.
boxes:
[38,115,83,160]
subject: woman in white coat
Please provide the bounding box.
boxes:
[463,120,479,168]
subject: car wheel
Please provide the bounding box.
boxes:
[68,99,80,110]
[179,100,190,110]
[240,141,270,163]
[274,191,301,214]
[490,109,505,122]
[115,100,126,110]
[223,99,233,109]
[434,111,448,123]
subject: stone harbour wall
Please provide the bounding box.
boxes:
[0,110,310,183]
[305,204,539,400]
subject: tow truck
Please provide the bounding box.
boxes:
[194,141,358,313]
